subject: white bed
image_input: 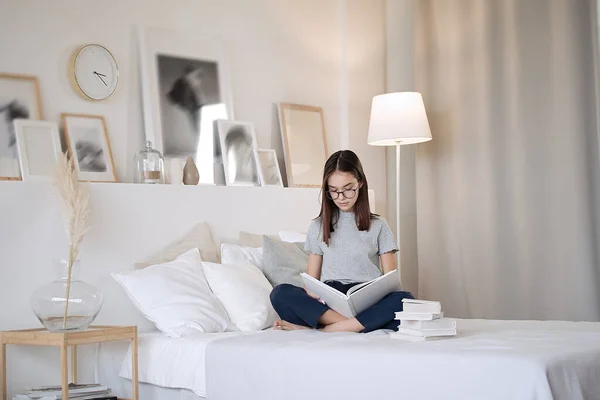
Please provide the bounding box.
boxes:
[116,319,600,400]
[206,319,600,400]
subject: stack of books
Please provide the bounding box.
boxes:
[13,383,116,400]
[390,299,457,341]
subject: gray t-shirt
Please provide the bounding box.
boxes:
[304,210,398,283]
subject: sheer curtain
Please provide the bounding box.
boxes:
[414,0,600,321]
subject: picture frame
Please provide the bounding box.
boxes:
[138,26,235,185]
[254,148,283,187]
[216,119,260,187]
[0,73,44,180]
[61,113,117,182]
[12,119,62,182]
[277,102,328,187]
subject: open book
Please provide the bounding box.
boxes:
[300,269,402,318]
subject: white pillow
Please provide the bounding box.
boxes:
[278,231,307,243]
[220,243,263,269]
[112,248,230,337]
[202,261,278,331]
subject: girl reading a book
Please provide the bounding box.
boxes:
[270,150,414,332]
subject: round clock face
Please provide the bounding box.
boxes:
[73,44,119,100]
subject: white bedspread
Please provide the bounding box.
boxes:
[205,319,600,400]
[119,331,262,397]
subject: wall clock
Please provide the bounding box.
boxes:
[72,44,119,101]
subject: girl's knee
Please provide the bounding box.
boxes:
[400,290,415,300]
[269,283,296,305]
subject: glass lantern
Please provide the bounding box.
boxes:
[134,141,165,184]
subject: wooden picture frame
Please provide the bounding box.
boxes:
[13,119,62,182]
[61,113,117,182]
[254,148,283,187]
[0,73,44,181]
[277,103,328,187]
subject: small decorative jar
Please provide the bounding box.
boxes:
[30,259,103,332]
[134,141,165,184]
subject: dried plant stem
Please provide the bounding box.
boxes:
[53,152,90,331]
[62,245,76,329]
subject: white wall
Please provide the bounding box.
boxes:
[346,0,388,217]
[0,0,388,214]
[384,0,419,295]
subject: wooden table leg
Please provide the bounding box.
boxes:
[1,339,6,400]
[131,334,138,400]
[61,342,68,400]
[71,345,77,383]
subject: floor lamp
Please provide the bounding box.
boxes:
[367,92,432,286]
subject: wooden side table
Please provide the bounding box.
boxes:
[0,325,138,400]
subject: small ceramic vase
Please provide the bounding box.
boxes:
[182,156,199,185]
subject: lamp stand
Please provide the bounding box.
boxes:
[395,141,402,287]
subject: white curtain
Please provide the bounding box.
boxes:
[414,0,600,321]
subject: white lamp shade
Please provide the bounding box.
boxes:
[367,92,432,146]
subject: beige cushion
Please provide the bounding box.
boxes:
[136,222,220,268]
[239,231,278,248]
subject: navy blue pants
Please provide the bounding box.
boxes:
[270,281,414,333]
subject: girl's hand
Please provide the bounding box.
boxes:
[306,290,319,299]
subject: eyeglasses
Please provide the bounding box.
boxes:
[326,186,359,200]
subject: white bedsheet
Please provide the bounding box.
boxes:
[119,331,262,397]
[205,319,600,400]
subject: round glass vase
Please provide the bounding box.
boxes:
[30,259,103,332]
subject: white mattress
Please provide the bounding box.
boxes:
[205,319,600,400]
[119,330,262,397]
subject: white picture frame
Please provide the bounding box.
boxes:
[138,26,235,185]
[254,148,283,187]
[61,113,117,182]
[12,119,62,182]
[216,119,260,187]
[0,73,43,181]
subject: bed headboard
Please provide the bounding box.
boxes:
[0,181,376,393]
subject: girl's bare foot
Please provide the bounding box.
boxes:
[273,320,312,331]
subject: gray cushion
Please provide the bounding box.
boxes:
[261,236,308,287]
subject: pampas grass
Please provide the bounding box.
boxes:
[53,152,91,329]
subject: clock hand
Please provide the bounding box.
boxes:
[96,72,107,77]
[93,71,108,86]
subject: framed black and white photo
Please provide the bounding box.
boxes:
[254,148,283,187]
[0,73,43,180]
[61,113,117,182]
[13,120,62,182]
[216,120,259,186]
[139,26,234,185]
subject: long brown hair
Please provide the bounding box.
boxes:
[318,150,377,245]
